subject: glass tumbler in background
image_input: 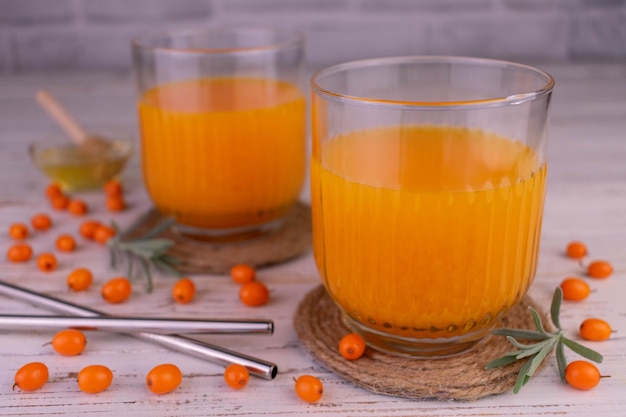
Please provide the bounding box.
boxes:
[132,28,306,242]
[311,56,554,357]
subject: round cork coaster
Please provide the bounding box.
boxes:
[124,202,311,274]
[294,285,549,401]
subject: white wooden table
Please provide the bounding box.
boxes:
[0,63,625,416]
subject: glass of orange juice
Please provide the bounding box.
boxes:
[131,28,306,241]
[311,56,554,357]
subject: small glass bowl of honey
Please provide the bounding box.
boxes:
[29,138,132,191]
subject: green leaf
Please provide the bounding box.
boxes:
[513,359,533,394]
[152,257,182,277]
[551,287,563,330]
[560,337,604,363]
[492,328,548,340]
[529,307,550,337]
[515,342,551,360]
[526,337,557,377]
[485,355,519,369]
[556,341,567,382]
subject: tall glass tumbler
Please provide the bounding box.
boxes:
[311,56,554,357]
[132,28,306,241]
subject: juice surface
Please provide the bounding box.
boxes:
[311,125,547,338]
[138,77,305,229]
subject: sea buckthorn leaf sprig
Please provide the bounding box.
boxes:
[107,218,182,292]
[485,287,603,393]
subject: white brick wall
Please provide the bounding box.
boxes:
[0,0,625,73]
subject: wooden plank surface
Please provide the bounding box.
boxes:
[0,63,625,416]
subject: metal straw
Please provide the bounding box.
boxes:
[0,314,273,335]
[0,280,278,379]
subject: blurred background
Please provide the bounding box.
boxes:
[1,0,625,74]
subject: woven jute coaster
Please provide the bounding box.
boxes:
[294,285,549,401]
[124,202,311,274]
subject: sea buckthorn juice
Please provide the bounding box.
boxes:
[138,77,305,230]
[311,57,554,357]
[132,29,305,240]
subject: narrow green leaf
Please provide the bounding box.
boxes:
[526,337,558,377]
[529,307,550,337]
[551,287,563,329]
[492,328,548,340]
[513,359,533,394]
[556,341,567,382]
[505,336,549,351]
[139,257,153,293]
[560,337,604,363]
[152,257,182,277]
[515,342,551,360]
[160,254,183,265]
[485,355,519,369]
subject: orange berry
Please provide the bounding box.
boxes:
[77,364,113,394]
[101,277,132,303]
[294,375,323,403]
[50,194,69,210]
[104,179,123,196]
[45,183,63,199]
[579,318,612,341]
[145,363,183,395]
[67,199,88,216]
[587,260,613,279]
[55,234,77,252]
[560,277,591,301]
[224,364,249,390]
[565,360,602,390]
[79,220,102,239]
[172,278,195,304]
[6,243,33,262]
[67,267,94,291]
[93,225,116,244]
[13,362,49,391]
[8,222,29,240]
[566,241,588,259]
[50,329,87,356]
[36,253,57,272]
[105,195,126,212]
[230,264,256,284]
[339,333,366,360]
[239,281,269,307]
[31,213,52,231]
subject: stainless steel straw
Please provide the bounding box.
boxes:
[0,280,278,379]
[0,314,273,335]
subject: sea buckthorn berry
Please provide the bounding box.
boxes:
[294,375,323,403]
[101,277,132,303]
[224,364,249,390]
[579,318,612,342]
[13,362,49,391]
[6,243,33,263]
[172,278,195,304]
[45,183,63,199]
[565,360,602,390]
[146,364,182,395]
[50,194,69,210]
[67,199,88,216]
[67,267,94,291]
[79,220,102,239]
[77,364,113,394]
[8,222,29,240]
[230,264,256,284]
[56,234,77,252]
[566,241,588,260]
[239,281,269,307]
[93,225,116,244]
[560,277,591,301]
[31,213,52,231]
[339,333,366,360]
[587,260,613,279]
[36,253,57,272]
[104,179,123,196]
[105,195,126,212]
[50,329,87,356]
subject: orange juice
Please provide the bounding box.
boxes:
[138,77,305,230]
[311,125,546,340]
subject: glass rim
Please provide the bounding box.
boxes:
[310,55,555,109]
[131,27,304,56]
